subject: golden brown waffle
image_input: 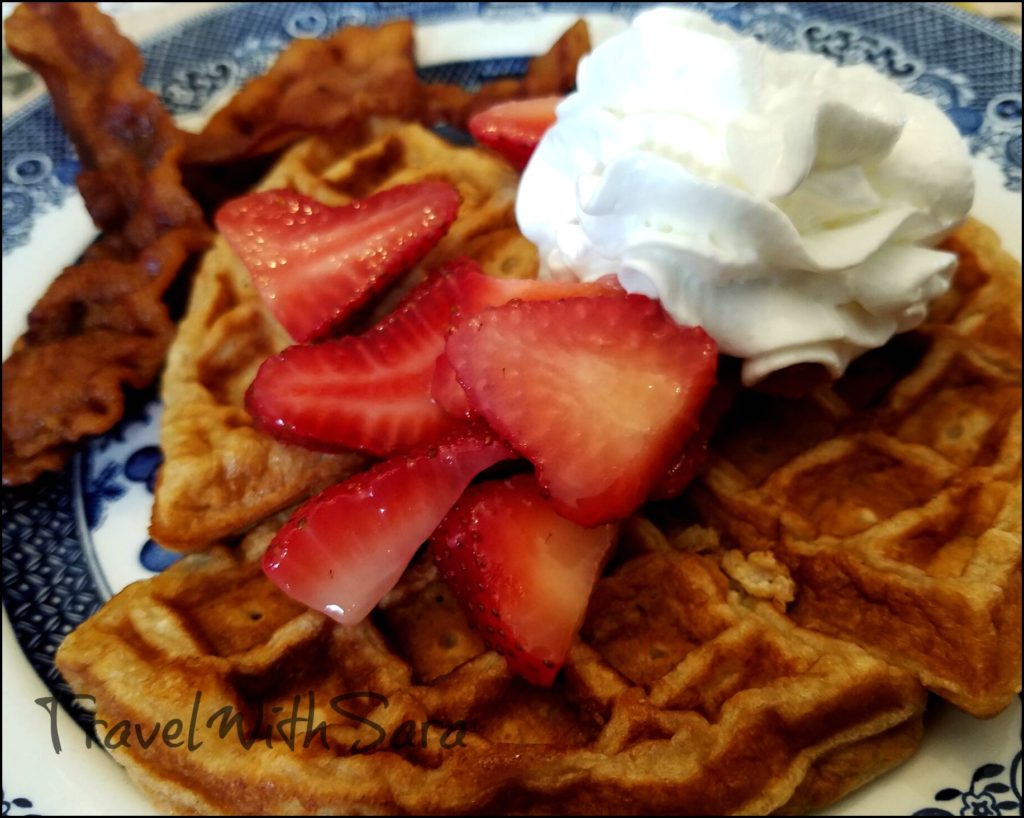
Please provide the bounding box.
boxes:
[687,218,1022,718]
[57,516,924,815]
[151,123,537,551]
[73,126,1018,812]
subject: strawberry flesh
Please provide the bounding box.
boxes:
[445,295,718,526]
[263,423,514,625]
[647,425,710,501]
[468,96,561,170]
[247,258,620,456]
[430,354,473,421]
[430,474,617,685]
[246,261,476,456]
[216,182,460,342]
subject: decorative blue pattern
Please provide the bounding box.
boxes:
[123,446,162,495]
[79,389,156,532]
[1,3,1020,812]
[76,390,178,591]
[120,442,183,572]
[1,468,103,735]
[2,2,1021,255]
[80,462,125,531]
[914,750,1022,816]
[0,791,38,816]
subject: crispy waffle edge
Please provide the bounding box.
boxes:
[57,518,926,815]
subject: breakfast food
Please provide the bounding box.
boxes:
[0,5,587,489]
[182,20,425,166]
[151,122,539,550]
[216,183,462,344]
[151,136,367,552]
[4,2,1021,815]
[687,217,1022,717]
[57,514,926,815]
[182,16,587,166]
[55,204,1019,813]
[1,2,209,485]
[443,295,717,524]
[243,258,617,456]
[518,8,975,385]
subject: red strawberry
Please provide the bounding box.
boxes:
[427,269,623,423]
[468,96,561,170]
[430,474,617,685]
[647,424,710,501]
[246,262,474,456]
[649,379,736,500]
[430,354,473,420]
[247,259,620,456]
[263,424,513,625]
[445,295,718,526]
[216,182,460,342]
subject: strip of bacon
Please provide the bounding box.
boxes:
[2,2,209,485]
[184,18,590,167]
[1,6,591,485]
[184,20,426,165]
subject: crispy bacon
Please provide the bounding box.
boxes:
[2,3,209,485]
[184,20,426,165]
[184,18,590,166]
[2,6,590,485]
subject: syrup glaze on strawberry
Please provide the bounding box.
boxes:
[222,175,719,687]
[246,258,621,456]
[430,474,618,685]
[263,423,513,625]
[216,182,460,342]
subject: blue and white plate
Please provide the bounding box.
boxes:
[2,3,1020,815]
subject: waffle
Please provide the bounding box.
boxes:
[66,124,1019,812]
[56,514,925,815]
[685,218,1022,718]
[151,123,538,551]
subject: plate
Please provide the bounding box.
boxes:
[2,3,1021,815]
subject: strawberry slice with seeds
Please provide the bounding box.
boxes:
[216,182,460,342]
[247,258,620,455]
[426,267,623,424]
[430,474,617,686]
[468,96,561,170]
[263,423,514,625]
[246,261,475,456]
[445,295,718,526]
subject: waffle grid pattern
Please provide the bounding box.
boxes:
[57,518,926,815]
[690,219,1022,717]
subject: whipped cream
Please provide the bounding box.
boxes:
[516,8,974,384]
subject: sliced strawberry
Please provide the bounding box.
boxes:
[430,354,473,421]
[263,424,513,625]
[216,182,460,342]
[247,258,620,455]
[427,269,623,423]
[430,474,617,686]
[445,295,718,526]
[647,424,710,501]
[246,262,474,456]
[468,96,561,170]
[649,378,737,500]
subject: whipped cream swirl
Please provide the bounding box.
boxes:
[516,8,974,384]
